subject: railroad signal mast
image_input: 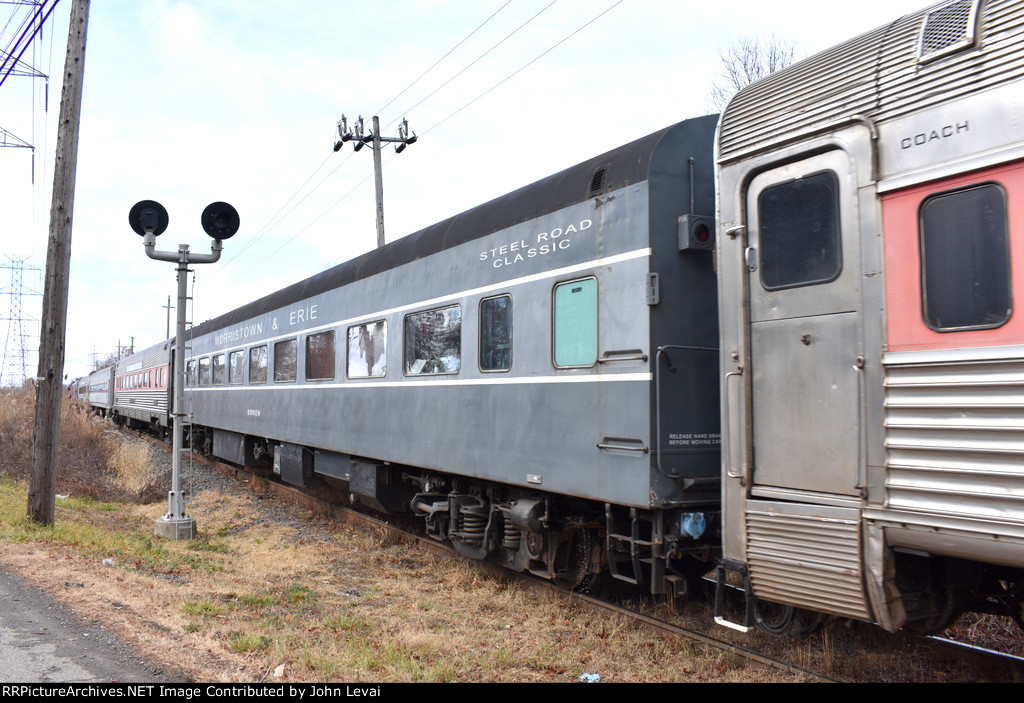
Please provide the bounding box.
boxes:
[129,199,241,541]
[334,115,417,249]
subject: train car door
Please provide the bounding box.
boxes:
[743,149,863,496]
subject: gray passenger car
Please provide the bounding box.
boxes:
[183,115,721,592]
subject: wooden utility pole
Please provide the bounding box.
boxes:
[371,116,385,248]
[334,115,416,249]
[163,295,173,339]
[28,0,90,525]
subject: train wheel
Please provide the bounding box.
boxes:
[791,607,828,635]
[753,599,794,635]
[902,587,965,634]
[555,528,596,590]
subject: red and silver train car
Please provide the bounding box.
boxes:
[715,0,1024,632]
[111,340,172,436]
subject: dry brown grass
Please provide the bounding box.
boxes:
[109,439,163,502]
[0,479,802,683]
[0,387,156,502]
[0,387,804,682]
[3,386,1020,682]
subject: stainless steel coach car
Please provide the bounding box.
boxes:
[76,365,114,417]
[182,115,721,593]
[111,340,172,436]
[715,0,1024,633]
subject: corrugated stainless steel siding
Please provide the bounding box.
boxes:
[118,390,167,414]
[746,505,872,620]
[884,348,1024,523]
[718,0,1024,162]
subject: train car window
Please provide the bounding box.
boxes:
[198,357,211,386]
[404,305,461,375]
[274,339,298,383]
[920,183,1011,331]
[249,345,268,384]
[212,354,226,385]
[480,295,512,372]
[553,278,598,368]
[229,350,245,384]
[758,170,841,290]
[306,330,336,381]
[186,360,196,387]
[347,320,387,378]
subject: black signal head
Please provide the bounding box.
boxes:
[201,202,240,240]
[129,200,169,236]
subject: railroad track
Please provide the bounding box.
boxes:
[139,432,1024,682]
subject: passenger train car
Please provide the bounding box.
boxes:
[78,0,1024,635]
[715,0,1024,633]
[182,115,722,591]
[111,340,172,435]
[73,365,114,416]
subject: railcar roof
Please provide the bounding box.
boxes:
[114,339,172,370]
[189,118,708,338]
[718,0,1024,163]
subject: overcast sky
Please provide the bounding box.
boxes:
[0,0,931,382]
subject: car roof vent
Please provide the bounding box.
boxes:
[589,165,608,197]
[918,0,980,63]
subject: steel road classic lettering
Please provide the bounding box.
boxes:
[479,218,592,268]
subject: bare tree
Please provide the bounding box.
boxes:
[708,34,798,113]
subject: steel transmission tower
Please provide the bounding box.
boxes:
[1,0,61,183]
[1,256,41,387]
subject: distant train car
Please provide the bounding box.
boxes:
[182,115,722,592]
[715,0,1024,633]
[111,340,172,436]
[76,366,114,416]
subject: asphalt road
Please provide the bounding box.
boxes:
[0,566,181,683]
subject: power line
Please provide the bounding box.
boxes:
[228,169,374,285]
[218,4,520,276]
[218,152,340,269]
[225,3,520,274]
[384,0,558,132]
[376,0,512,119]
[0,0,59,90]
[225,2,625,279]
[424,1,624,137]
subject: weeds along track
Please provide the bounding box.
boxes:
[135,430,1024,683]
